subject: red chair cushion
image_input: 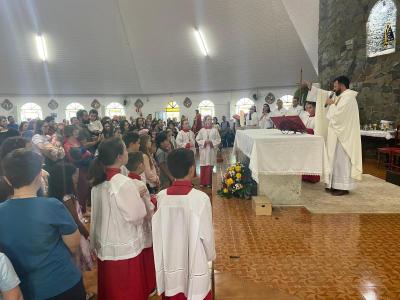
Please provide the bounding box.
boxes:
[378,147,400,153]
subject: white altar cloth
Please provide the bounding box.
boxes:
[233,129,329,184]
[360,130,395,140]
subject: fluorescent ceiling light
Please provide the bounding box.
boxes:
[194,28,208,56]
[36,34,48,62]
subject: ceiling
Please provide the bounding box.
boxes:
[0,0,319,95]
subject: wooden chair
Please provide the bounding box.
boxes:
[377,124,400,169]
[391,149,400,172]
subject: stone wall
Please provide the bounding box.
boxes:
[319,0,400,125]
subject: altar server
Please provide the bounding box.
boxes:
[153,148,215,300]
[125,151,157,297]
[307,76,362,196]
[286,96,304,116]
[176,118,196,154]
[196,116,221,187]
[245,105,259,126]
[88,137,148,300]
[270,99,287,117]
[300,101,316,133]
[259,103,274,129]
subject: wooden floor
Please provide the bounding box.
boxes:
[83,150,400,300]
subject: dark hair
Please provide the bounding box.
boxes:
[89,109,98,116]
[123,131,140,148]
[126,151,144,172]
[0,137,30,162]
[139,135,154,168]
[7,116,13,121]
[19,121,28,132]
[334,75,350,89]
[167,148,195,179]
[64,125,77,138]
[76,109,87,120]
[120,120,131,134]
[45,116,55,123]
[156,131,168,148]
[88,137,125,186]
[34,120,47,135]
[2,150,43,189]
[306,101,316,108]
[48,162,77,201]
[263,103,271,113]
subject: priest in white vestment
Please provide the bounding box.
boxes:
[307,76,362,196]
[300,101,316,133]
[270,99,287,117]
[286,96,304,116]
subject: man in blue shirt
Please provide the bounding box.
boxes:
[6,116,18,131]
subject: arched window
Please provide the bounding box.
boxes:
[165,101,180,120]
[65,102,84,121]
[105,102,125,117]
[236,98,254,115]
[280,95,294,110]
[198,100,215,117]
[367,0,397,57]
[20,103,43,121]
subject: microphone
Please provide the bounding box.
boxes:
[324,91,335,108]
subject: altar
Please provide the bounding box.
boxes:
[233,129,329,205]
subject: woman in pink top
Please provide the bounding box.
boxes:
[139,134,160,194]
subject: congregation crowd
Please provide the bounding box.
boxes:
[0,109,226,300]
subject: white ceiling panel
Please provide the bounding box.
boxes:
[0,0,318,95]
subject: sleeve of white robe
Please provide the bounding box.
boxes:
[115,180,147,224]
[190,131,196,147]
[199,200,216,261]
[196,129,206,148]
[310,84,330,140]
[209,128,221,148]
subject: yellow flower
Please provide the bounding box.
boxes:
[236,173,242,179]
[223,188,228,193]
[235,166,241,172]
[226,178,234,186]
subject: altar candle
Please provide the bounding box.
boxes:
[240,111,245,127]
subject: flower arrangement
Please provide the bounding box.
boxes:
[217,162,252,199]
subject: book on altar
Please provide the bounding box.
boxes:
[270,115,307,133]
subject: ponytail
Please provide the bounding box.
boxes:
[88,157,106,187]
[88,137,125,186]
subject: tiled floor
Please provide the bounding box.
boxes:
[212,149,400,299]
[83,149,400,300]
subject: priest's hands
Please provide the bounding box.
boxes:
[325,98,335,106]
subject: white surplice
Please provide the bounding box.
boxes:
[90,174,147,260]
[196,128,221,166]
[152,189,216,300]
[311,85,363,190]
[286,105,304,116]
[258,113,274,129]
[270,108,287,117]
[300,111,315,130]
[176,130,196,154]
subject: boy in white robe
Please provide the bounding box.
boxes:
[286,97,304,116]
[270,99,287,117]
[153,148,215,300]
[196,116,221,187]
[176,119,196,154]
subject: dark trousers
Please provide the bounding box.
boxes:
[46,278,85,300]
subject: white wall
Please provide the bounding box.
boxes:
[0,86,296,123]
